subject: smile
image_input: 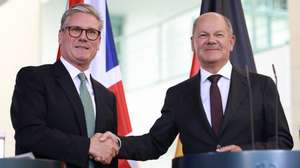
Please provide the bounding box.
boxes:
[75,46,89,50]
[205,48,220,51]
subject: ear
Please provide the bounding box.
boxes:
[191,36,200,60]
[191,36,196,52]
[96,37,101,50]
[229,34,236,51]
[58,31,63,45]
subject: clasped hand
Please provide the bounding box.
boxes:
[88,131,119,164]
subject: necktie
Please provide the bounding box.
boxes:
[78,73,95,137]
[208,74,223,136]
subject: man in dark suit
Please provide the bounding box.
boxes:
[10,4,119,167]
[101,12,293,160]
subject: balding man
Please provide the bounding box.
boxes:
[104,12,293,160]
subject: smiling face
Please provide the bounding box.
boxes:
[59,12,100,71]
[191,12,235,73]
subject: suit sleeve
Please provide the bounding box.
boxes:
[118,88,179,160]
[10,68,90,167]
[241,76,293,150]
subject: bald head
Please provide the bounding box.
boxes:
[192,12,233,36]
[190,12,236,73]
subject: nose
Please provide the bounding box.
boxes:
[78,30,88,42]
[207,35,216,42]
[206,35,217,45]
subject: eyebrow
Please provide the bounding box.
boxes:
[197,30,226,34]
[65,25,100,30]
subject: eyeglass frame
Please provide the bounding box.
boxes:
[61,26,101,41]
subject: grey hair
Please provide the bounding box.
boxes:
[192,13,234,35]
[60,3,103,31]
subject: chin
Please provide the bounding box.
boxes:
[203,55,222,62]
[76,53,92,59]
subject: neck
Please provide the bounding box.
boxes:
[202,65,222,74]
[202,60,228,74]
[75,64,89,72]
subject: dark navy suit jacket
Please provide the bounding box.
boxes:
[11,61,118,168]
[118,67,293,160]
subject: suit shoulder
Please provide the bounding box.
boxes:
[249,71,274,84]
[166,74,199,94]
[233,67,275,88]
[17,64,53,76]
[16,64,54,82]
[91,78,115,98]
[234,67,273,80]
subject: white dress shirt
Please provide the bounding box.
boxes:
[200,61,232,126]
[61,57,96,116]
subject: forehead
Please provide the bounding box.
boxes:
[64,12,100,29]
[196,14,228,32]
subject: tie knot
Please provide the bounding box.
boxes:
[78,73,87,82]
[208,74,222,83]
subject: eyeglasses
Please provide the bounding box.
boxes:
[62,26,101,41]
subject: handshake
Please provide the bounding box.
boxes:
[88,131,120,165]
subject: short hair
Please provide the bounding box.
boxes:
[60,3,103,31]
[192,13,234,35]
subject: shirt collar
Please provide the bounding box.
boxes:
[60,57,92,83]
[200,61,232,82]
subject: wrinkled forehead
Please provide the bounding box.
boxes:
[193,12,233,35]
[64,12,100,29]
[198,15,227,30]
[60,4,103,30]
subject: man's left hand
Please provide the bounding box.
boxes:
[216,145,242,152]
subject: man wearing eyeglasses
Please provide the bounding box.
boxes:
[10,3,119,168]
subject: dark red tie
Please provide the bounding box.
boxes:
[208,75,223,136]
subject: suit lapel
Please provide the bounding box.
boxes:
[220,68,248,134]
[53,61,87,136]
[91,78,106,132]
[188,73,216,138]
